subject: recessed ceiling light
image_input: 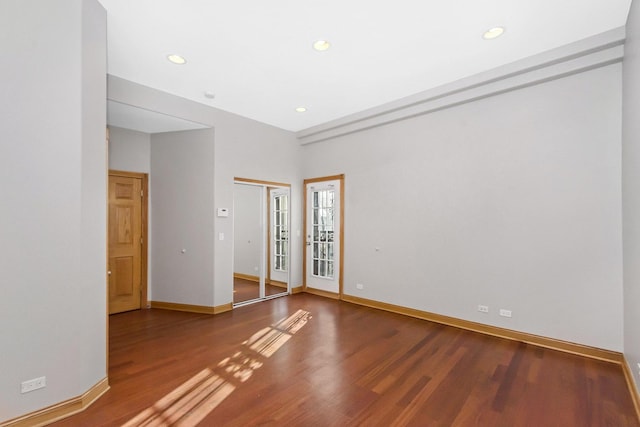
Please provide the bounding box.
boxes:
[483,27,505,40]
[167,54,187,65]
[295,107,307,113]
[313,40,331,51]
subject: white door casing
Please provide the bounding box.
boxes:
[270,188,289,284]
[305,177,342,294]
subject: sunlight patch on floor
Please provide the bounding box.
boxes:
[122,309,311,426]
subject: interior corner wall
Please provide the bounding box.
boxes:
[302,63,623,351]
[0,0,107,421]
[107,77,300,308]
[150,129,215,306]
[214,116,301,306]
[623,0,640,392]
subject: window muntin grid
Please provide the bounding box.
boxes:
[273,194,288,272]
[311,189,335,279]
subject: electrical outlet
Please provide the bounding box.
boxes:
[21,376,46,394]
[356,283,364,290]
[477,305,489,313]
[499,309,512,318]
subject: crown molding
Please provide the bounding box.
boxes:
[297,27,625,145]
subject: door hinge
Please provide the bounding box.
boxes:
[140,237,143,245]
[141,190,144,198]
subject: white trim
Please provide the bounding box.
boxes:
[297,27,625,145]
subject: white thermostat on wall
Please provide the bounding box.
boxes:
[217,208,229,217]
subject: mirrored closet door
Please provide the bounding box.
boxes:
[233,179,290,306]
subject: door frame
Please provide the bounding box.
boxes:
[234,177,291,306]
[303,174,345,299]
[108,169,149,310]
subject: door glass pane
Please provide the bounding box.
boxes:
[311,189,335,279]
[273,194,288,272]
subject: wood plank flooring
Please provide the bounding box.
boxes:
[51,294,639,426]
[233,278,287,304]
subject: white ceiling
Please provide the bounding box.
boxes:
[99,0,632,133]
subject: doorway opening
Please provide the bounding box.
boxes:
[233,178,291,306]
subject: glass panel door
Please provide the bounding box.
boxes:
[305,178,341,294]
[269,189,289,297]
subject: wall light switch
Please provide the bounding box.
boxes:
[219,233,224,241]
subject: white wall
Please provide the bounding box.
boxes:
[302,64,623,351]
[150,129,216,306]
[623,0,640,393]
[108,126,151,173]
[0,0,106,421]
[233,184,263,276]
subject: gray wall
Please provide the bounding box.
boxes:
[151,129,216,305]
[108,77,302,310]
[109,60,625,352]
[302,63,623,351]
[213,115,302,305]
[623,0,640,394]
[108,126,151,173]
[0,0,107,420]
[233,184,263,277]
[2,2,633,422]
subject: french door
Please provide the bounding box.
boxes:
[304,175,344,296]
[269,188,289,286]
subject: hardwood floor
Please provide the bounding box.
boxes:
[51,294,638,426]
[233,278,287,304]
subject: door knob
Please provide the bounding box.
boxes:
[107,270,112,275]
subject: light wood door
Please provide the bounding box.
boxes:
[108,175,142,314]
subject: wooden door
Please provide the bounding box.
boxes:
[108,174,142,314]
